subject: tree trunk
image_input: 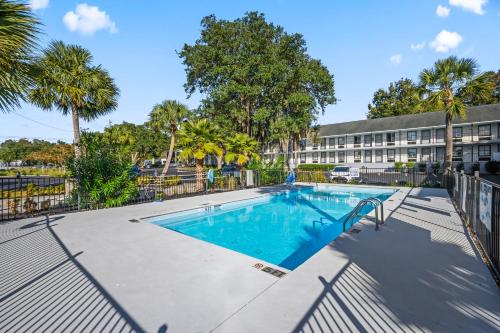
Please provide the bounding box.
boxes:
[195,159,204,191]
[71,108,81,158]
[445,112,453,170]
[216,153,224,170]
[162,133,176,176]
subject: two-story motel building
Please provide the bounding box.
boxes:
[264,104,500,169]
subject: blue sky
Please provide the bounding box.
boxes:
[3,0,500,142]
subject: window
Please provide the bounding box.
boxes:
[320,138,326,150]
[421,130,431,144]
[436,147,445,161]
[386,132,396,146]
[364,135,372,147]
[328,138,335,148]
[299,153,306,163]
[407,131,417,144]
[328,152,335,163]
[364,150,372,163]
[375,150,383,163]
[453,127,462,142]
[421,148,431,161]
[478,125,491,140]
[354,136,361,147]
[337,137,345,148]
[407,148,417,162]
[320,152,327,163]
[387,149,396,162]
[479,145,491,161]
[312,142,318,150]
[354,151,361,162]
[436,128,445,143]
[338,151,345,163]
[375,134,383,146]
[452,146,463,161]
[299,139,306,151]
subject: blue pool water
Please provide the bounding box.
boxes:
[149,186,395,270]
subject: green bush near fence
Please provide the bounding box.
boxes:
[296,170,328,183]
[297,164,335,171]
[485,160,500,174]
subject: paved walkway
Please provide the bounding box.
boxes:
[216,188,500,333]
[0,186,499,332]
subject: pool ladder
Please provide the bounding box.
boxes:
[343,197,384,232]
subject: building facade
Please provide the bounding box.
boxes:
[264,104,500,169]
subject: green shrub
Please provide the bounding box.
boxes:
[455,162,464,172]
[471,162,480,173]
[431,161,441,174]
[406,161,416,169]
[297,164,335,171]
[394,162,405,171]
[297,170,328,183]
[67,131,139,208]
[485,160,500,174]
[417,162,427,172]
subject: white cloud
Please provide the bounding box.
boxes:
[390,54,402,65]
[449,0,487,15]
[410,42,426,50]
[436,5,451,17]
[430,30,463,52]
[29,0,49,10]
[63,4,117,36]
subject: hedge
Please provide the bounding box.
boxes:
[297,164,335,171]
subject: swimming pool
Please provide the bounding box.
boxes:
[148,186,395,270]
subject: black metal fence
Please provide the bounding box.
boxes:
[296,168,443,187]
[0,170,286,221]
[447,171,500,275]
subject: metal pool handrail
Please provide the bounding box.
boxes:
[342,197,384,232]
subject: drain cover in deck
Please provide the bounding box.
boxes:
[349,228,361,234]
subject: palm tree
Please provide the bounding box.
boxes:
[148,100,188,175]
[0,0,40,112]
[419,56,489,170]
[29,41,119,158]
[177,119,222,188]
[224,133,260,169]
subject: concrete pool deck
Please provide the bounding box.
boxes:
[1,185,499,332]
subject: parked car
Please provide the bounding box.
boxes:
[329,166,359,183]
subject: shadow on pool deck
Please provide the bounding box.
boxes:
[0,216,166,333]
[290,189,500,333]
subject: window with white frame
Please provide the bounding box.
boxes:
[375,134,383,146]
[354,136,361,147]
[300,153,306,163]
[407,148,417,161]
[452,146,463,161]
[328,152,335,163]
[421,148,431,161]
[436,147,445,161]
[320,138,326,149]
[364,135,372,147]
[328,138,335,148]
[299,139,306,151]
[338,151,345,163]
[312,152,318,163]
[479,145,491,161]
[320,152,327,163]
[312,141,318,150]
[478,124,491,140]
[354,150,361,162]
[436,128,445,143]
[407,131,417,144]
[364,150,372,163]
[453,127,462,142]
[421,130,431,144]
[337,136,345,148]
[387,149,396,162]
[386,132,396,146]
[375,150,383,163]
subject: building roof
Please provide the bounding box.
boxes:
[319,104,500,136]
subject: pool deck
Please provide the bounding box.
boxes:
[1,185,499,332]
